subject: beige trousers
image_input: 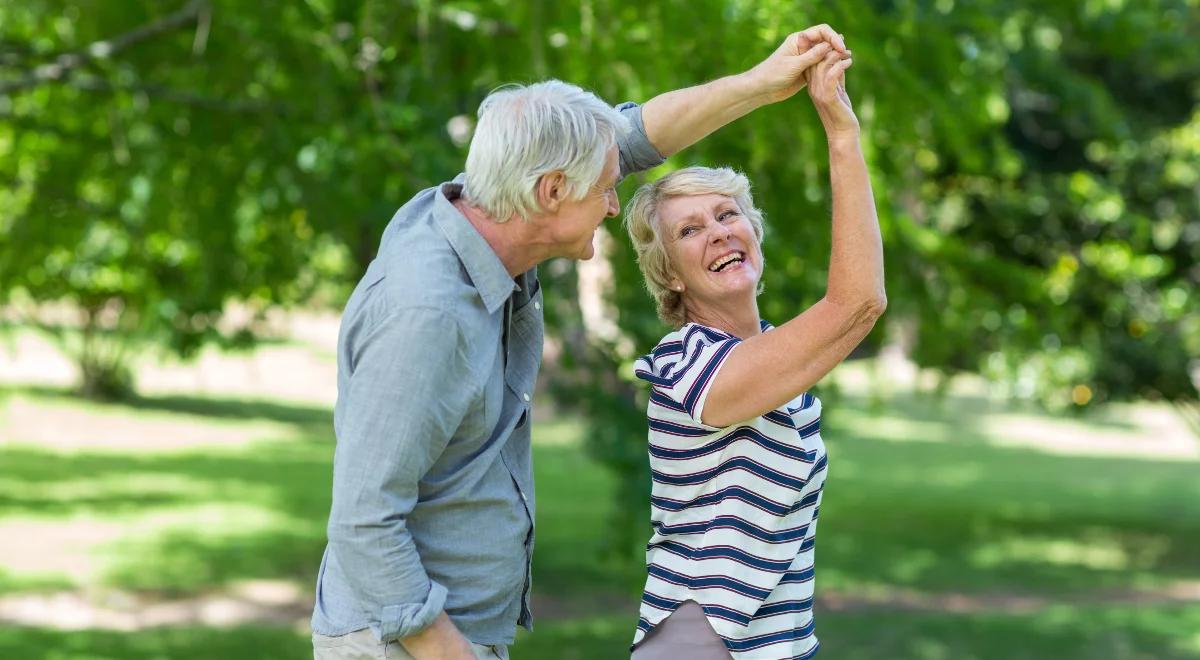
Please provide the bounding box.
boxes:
[313,629,508,660]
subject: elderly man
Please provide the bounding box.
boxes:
[311,25,849,660]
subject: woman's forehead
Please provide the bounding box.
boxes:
[660,193,737,222]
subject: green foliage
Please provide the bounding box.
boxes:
[1,2,1196,539]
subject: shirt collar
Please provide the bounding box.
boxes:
[433,178,519,314]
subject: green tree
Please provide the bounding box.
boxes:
[1,1,1196,540]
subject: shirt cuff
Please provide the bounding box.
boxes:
[378,580,449,641]
[614,102,666,179]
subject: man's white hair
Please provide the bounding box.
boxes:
[463,80,628,222]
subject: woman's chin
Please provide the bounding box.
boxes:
[707,268,759,292]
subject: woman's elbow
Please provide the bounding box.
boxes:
[856,292,887,326]
[869,292,888,317]
[824,291,887,326]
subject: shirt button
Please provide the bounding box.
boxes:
[522,392,531,402]
[533,301,541,310]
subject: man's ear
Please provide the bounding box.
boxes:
[536,171,568,212]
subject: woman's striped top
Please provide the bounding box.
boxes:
[631,321,827,660]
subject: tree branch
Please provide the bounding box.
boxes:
[68,75,290,115]
[0,0,209,94]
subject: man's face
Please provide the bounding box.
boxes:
[545,144,621,261]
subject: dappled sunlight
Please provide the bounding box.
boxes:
[818,429,1200,596]
[969,535,1165,572]
[0,515,124,585]
[813,604,1200,659]
[0,318,338,407]
[0,392,301,452]
[0,579,311,631]
[0,331,78,390]
[139,340,337,407]
[0,624,311,658]
[828,361,1199,463]
[0,472,226,515]
[825,408,959,445]
[982,407,1200,461]
[0,437,332,603]
[2,0,1199,656]
[0,321,1194,654]
[97,499,324,594]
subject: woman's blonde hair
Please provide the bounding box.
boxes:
[623,166,765,327]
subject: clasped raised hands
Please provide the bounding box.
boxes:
[747,23,859,136]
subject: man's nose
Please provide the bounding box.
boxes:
[607,192,620,218]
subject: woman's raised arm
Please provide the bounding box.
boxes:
[701,52,886,428]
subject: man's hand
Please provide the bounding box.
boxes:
[639,24,851,157]
[400,611,476,660]
[745,24,850,104]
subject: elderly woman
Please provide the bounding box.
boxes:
[623,48,884,659]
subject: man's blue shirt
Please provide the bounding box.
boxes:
[311,102,664,645]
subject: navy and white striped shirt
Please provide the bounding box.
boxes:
[632,321,827,660]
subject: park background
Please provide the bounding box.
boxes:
[2,1,1199,658]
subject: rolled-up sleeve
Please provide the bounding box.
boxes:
[326,306,474,641]
[615,102,666,178]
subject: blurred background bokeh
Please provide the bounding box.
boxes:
[2,1,1198,658]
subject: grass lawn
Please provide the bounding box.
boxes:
[0,381,1198,659]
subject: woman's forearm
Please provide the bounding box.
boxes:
[824,132,886,312]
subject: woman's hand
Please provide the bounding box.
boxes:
[806,49,859,139]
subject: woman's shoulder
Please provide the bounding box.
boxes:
[635,325,689,374]
[635,323,745,385]
[647,319,774,355]
[640,322,731,359]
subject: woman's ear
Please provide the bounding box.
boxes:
[535,171,568,212]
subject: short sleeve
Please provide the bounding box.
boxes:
[614,102,666,179]
[635,329,741,428]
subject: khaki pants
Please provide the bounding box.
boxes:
[313,629,508,660]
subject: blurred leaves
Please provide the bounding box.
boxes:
[0,0,1196,519]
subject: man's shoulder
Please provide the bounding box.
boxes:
[374,185,481,307]
[368,242,477,323]
[342,177,503,343]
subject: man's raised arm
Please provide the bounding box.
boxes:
[641,25,849,158]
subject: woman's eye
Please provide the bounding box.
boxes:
[680,226,698,237]
[718,210,739,221]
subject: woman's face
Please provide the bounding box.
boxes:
[658,193,762,312]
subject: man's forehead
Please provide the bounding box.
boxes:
[604,145,620,180]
